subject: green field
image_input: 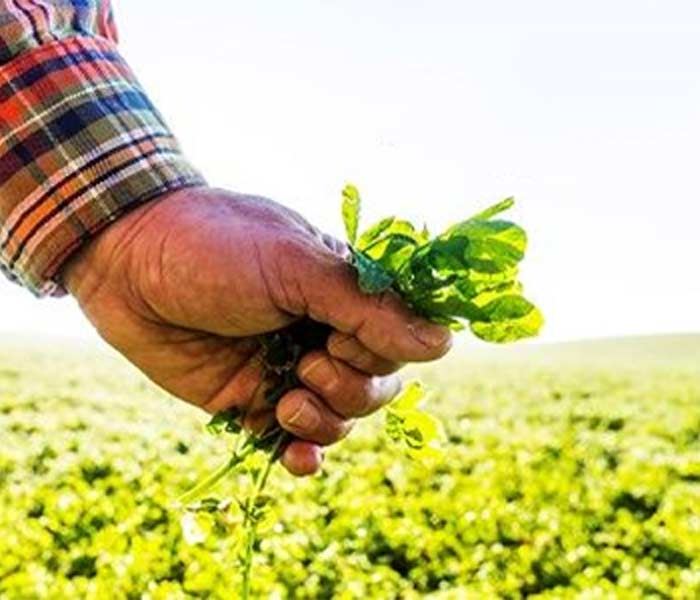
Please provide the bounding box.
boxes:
[0,335,699,599]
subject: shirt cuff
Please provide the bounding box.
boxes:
[0,35,205,297]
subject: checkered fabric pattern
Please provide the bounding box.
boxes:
[0,1,205,296]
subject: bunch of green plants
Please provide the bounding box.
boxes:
[178,185,543,598]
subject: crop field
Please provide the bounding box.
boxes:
[0,335,698,599]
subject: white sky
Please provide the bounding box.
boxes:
[1,0,700,342]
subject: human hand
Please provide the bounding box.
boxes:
[64,187,452,475]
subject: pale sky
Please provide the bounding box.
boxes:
[1,0,700,342]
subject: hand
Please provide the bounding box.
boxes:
[64,187,452,475]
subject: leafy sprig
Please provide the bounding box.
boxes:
[342,186,543,342]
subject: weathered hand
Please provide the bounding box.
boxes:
[64,187,451,475]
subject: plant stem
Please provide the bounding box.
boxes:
[177,441,253,506]
[240,432,288,600]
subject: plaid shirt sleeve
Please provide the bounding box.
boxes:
[0,0,205,297]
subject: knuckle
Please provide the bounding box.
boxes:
[357,318,394,358]
[346,344,371,368]
[327,332,357,357]
[300,354,342,395]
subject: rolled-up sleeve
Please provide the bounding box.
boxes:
[0,1,205,296]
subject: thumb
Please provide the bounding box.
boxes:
[280,238,452,363]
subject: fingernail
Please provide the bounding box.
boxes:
[287,399,321,431]
[409,322,452,349]
[300,358,338,391]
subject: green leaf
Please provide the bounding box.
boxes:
[385,411,405,443]
[386,381,444,461]
[365,235,418,273]
[385,405,445,460]
[401,411,440,446]
[357,216,396,250]
[206,408,242,435]
[410,284,480,324]
[444,220,527,273]
[341,184,361,245]
[470,295,544,343]
[469,197,515,221]
[391,380,426,412]
[357,218,429,275]
[359,219,427,251]
[460,268,521,296]
[423,236,470,276]
[352,251,394,294]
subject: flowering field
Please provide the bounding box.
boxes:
[0,336,698,599]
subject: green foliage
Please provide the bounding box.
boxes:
[341,184,361,246]
[385,381,444,460]
[348,186,543,342]
[205,408,242,435]
[351,251,395,294]
[1,341,699,598]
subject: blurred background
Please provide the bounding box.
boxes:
[2,0,700,342]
